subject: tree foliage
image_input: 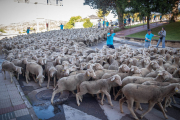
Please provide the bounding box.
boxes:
[83,18,93,28]
[96,9,110,19]
[64,16,82,29]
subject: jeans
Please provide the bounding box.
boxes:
[107,45,115,49]
[98,26,101,28]
[144,41,151,48]
[156,37,165,48]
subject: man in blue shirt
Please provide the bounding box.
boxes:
[103,19,105,28]
[106,21,109,27]
[107,29,123,49]
[144,29,160,48]
[26,27,30,34]
[60,23,64,30]
[124,18,126,26]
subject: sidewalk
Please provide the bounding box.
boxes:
[0,72,38,120]
[115,22,168,37]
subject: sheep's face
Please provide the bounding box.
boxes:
[49,68,57,77]
[166,67,176,74]
[119,64,130,73]
[64,69,70,76]
[94,63,103,70]
[86,69,96,78]
[111,75,122,86]
[37,75,45,86]
[16,67,22,74]
[151,61,160,70]
[174,84,180,93]
[158,71,172,80]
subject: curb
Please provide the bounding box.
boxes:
[13,77,39,120]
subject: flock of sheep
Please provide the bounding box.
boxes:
[1,27,180,120]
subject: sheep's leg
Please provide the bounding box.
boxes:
[97,94,101,100]
[172,96,176,104]
[9,72,13,83]
[53,76,56,88]
[135,102,142,111]
[127,99,139,120]
[17,73,19,80]
[140,102,155,119]
[47,75,50,89]
[164,97,168,112]
[100,93,105,105]
[157,102,168,119]
[77,85,80,93]
[113,87,115,99]
[76,91,86,106]
[102,90,113,107]
[119,97,127,113]
[72,91,75,94]
[114,89,122,101]
[51,89,62,104]
[3,70,6,80]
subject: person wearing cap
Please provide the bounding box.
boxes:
[144,29,160,48]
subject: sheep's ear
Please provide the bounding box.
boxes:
[119,65,122,68]
[175,87,179,93]
[151,62,154,65]
[111,76,115,81]
[158,72,163,75]
[131,68,134,71]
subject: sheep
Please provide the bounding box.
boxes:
[25,62,44,86]
[2,61,22,83]
[119,83,180,120]
[45,61,57,89]
[76,74,122,107]
[51,69,96,104]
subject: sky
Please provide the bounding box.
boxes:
[0,0,117,25]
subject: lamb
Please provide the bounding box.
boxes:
[51,69,96,104]
[76,74,122,107]
[25,62,44,86]
[2,61,22,83]
[119,83,180,120]
[45,61,57,89]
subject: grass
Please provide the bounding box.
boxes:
[126,21,180,41]
[114,22,148,33]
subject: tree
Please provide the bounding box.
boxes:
[83,18,93,28]
[129,0,179,29]
[96,9,110,19]
[84,0,129,29]
[64,16,82,29]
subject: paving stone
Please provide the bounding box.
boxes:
[11,98,24,106]
[7,87,17,92]
[16,114,32,120]
[13,104,26,111]
[0,86,8,92]
[10,119,16,120]
[0,92,10,100]
[0,99,12,109]
[8,91,20,96]
[0,106,14,115]
[0,112,16,120]
[14,108,29,117]
[9,94,21,100]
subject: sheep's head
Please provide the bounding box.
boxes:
[16,67,22,74]
[36,75,45,86]
[111,74,122,86]
[158,70,172,81]
[131,66,141,74]
[174,83,180,93]
[150,61,160,70]
[80,63,86,70]
[69,65,79,72]
[62,61,69,69]
[119,64,130,73]
[49,67,57,77]
[86,69,96,78]
[92,63,103,70]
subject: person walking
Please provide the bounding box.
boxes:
[156,27,166,48]
[103,19,105,28]
[26,27,30,35]
[98,20,101,28]
[106,21,109,28]
[107,29,124,49]
[144,29,160,48]
[124,18,127,26]
[60,23,64,30]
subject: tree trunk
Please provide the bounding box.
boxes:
[147,16,150,29]
[116,7,124,29]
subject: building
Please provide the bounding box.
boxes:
[88,15,100,26]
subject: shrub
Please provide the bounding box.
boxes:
[0,28,6,33]
[64,22,73,29]
[83,19,93,28]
